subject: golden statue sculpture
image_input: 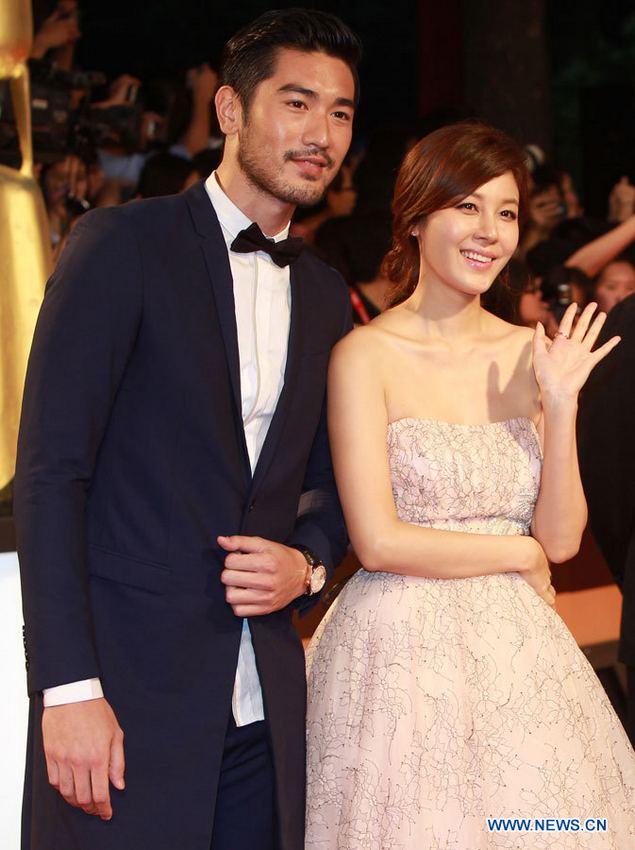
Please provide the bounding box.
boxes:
[0,0,53,490]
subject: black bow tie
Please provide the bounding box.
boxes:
[230,222,304,267]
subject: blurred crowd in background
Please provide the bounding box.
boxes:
[4,0,635,331]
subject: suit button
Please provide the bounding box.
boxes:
[248,501,256,512]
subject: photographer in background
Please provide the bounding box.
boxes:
[517,165,567,260]
[39,153,89,259]
[594,257,635,315]
[167,63,221,160]
[7,1,221,254]
[92,73,159,190]
[93,64,218,195]
[541,264,592,323]
[31,1,81,70]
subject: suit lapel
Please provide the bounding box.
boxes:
[184,182,250,482]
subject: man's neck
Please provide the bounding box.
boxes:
[215,163,294,237]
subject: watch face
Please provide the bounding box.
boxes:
[310,564,327,594]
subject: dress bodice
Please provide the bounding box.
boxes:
[387,417,542,537]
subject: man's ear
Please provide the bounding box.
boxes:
[215,85,243,136]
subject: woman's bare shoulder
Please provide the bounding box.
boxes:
[334,315,400,359]
[331,324,386,374]
[487,318,535,371]
[483,311,534,347]
[507,323,535,348]
[483,312,539,395]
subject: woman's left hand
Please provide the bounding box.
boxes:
[532,302,621,403]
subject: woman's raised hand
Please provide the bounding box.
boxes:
[532,302,621,403]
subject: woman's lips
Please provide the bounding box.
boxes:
[460,249,497,270]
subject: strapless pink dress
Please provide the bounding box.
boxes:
[306,418,635,849]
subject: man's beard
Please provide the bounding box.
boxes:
[238,133,334,208]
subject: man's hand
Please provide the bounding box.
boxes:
[218,535,308,616]
[42,698,125,820]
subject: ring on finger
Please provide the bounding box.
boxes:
[554,331,569,339]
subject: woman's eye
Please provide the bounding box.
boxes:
[457,202,476,211]
[500,209,518,220]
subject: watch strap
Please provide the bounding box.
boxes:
[290,544,323,594]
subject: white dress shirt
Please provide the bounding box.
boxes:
[43,173,292,727]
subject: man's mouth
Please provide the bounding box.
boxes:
[287,152,332,180]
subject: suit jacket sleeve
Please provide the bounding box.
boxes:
[14,207,143,695]
[578,296,635,587]
[286,291,352,613]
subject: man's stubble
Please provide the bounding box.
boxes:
[237,122,335,209]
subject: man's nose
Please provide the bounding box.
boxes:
[301,109,330,150]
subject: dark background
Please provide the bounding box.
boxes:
[31,0,635,218]
[37,0,418,145]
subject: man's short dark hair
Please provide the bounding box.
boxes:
[220,8,362,114]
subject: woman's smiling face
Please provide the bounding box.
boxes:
[416,171,520,297]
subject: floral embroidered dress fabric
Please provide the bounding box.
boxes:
[306,418,635,849]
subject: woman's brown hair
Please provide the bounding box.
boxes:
[383,122,530,307]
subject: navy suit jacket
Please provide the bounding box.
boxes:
[15,181,350,850]
[579,292,635,668]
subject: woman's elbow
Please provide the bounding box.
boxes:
[351,529,392,573]
[544,539,581,564]
[534,514,586,564]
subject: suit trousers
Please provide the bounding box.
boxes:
[210,716,277,850]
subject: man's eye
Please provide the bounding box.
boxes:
[287,100,307,109]
[332,111,351,121]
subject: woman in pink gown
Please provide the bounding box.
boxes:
[305,123,635,849]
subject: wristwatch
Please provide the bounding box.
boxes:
[291,545,327,596]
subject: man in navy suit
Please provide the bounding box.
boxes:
[15,10,360,849]
[579,293,635,745]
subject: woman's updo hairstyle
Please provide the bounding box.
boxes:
[383,121,530,307]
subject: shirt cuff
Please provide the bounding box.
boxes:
[42,678,104,707]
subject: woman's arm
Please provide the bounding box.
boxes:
[531,400,586,562]
[327,329,552,600]
[565,215,635,278]
[530,303,621,560]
